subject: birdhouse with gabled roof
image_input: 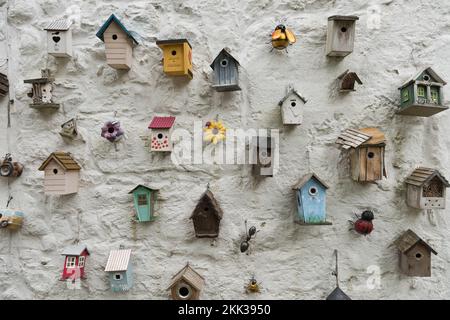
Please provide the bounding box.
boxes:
[191,188,223,238]
[398,67,447,117]
[105,249,133,292]
[156,39,193,79]
[167,263,205,300]
[148,116,176,152]
[96,14,139,70]
[60,244,89,281]
[60,118,78,139]
[393,229,437,277]
[278,86,306,125]
[0,72,9,97]
[337,70,362,92]
[251,136,277,177]
[24,69,60,110]
[210,48,241,92]
[44,19,72,57]
[38,152,81,195]
[129,185,158,222]
[326,15,359,57]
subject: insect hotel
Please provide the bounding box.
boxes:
[393,229,437,277]
[60,244,90,281]
[405,167,449,210]
[251,136,276,177]
[0,153,24,178]
[129,185,158,222]
[60,118,78,139]
[96,14,139,70]
[0,72,8,97]
[167,263,205,300]
[190,188,223,238]
[44,19,72,57]
[105,249,133,292]
[24,69,60,109]
[148,116,176,152]
[156,39,193,79]
[278,86,306,125]
[397,67,447,117]
[326,15,359,57]
[292,173,331,225]
[0,208,24,231]
[335,128,387,183]
[210,48,241,92]
[38,152,81,195]
[337,70,362,92]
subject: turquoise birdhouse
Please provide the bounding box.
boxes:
[129,185,158,222]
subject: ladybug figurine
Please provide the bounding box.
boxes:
[349,210,374,235]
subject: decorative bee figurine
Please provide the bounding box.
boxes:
[60,118,78,139]
[245,275,261,294]
[349,210,374,235]
[0,154,24,178]
[240,220,258,253]
[271,24,296,51]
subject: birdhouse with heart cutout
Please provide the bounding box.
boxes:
[156,39,193,79]
[148,116,175,152]
[44,19,72,57]
[38,152,81,195]
[167,263,205,300]
[0,72,9,97]
[278,86,306,125]
[210,49,241,92]
[24,69,60,110]
[326,15,359,57]
[252,136,276,177]
[337,70,362,92]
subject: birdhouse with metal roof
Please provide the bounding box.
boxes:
[96,14,139,70]
[0,72,9,97]
[24,69,60,110]
[167,263,205,300]
[337,70,362,92]
[336,128,387,183]
[191,188,223,238]
[129,185,158,222]
[251,136,277,177]
[60,244,89,281]
[210,49,241,92]
[393,229,437,277]
[44,19,72,57]
[148,116,175,152]
[278,86,306,125]
[398,67,447,117]
[326,15,359,57]
[156,39,193,79]
[38,152,81,195]
[105,249,133,292]
[405,168,449,210]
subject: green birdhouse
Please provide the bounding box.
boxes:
[129,185,158,222]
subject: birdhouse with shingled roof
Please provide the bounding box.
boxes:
[38,152,81,195]
[167,263,205,300]
[337,70,362,92]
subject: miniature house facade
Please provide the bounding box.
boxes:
[168,263,205,300]
[129,185,158,222]
[210,49,241,92]
[278,87,306,125]
[38,152,81,195]
[24,69,60,109]
[394,229,437,277]
[105,249,133,292]
[292,173,331,225]
[96,14,139,70]
[0,208,24,231]
[398,67,447,117]
[252,136,276,177]
[405,167,449,210]
[61,244,89,281]
[190,190,223,238]
[0,72,8,97]
[44,19,72,57]
[60,118,78,139]
[148,116,176,152]
[156,39,193,79]
[326,15,359,57]
[337,70,362,92]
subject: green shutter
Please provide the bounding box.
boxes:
[431,87,439,103]
[402,89,409,103]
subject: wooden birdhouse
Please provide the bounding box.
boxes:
[60,118,78,139]
[326,15,359,57]
[397,67,447,117]
[405,167,449,210]
[96,14,139,70]
[0,72,9,97]
[44,19,72,57]
[129,185,158,222]
[60,244,90,281]
[337,70,362,92]
[210,49,241,92]
[148,116,176,152]
[278,86,306,125]
[156,39,193,79]
[105,249,133,292]
[167,263,205,300]
[335,128,387,183]
[251,136,276,177]
[393,229,437,277]
[24,69,60,109]
[292,173,331,225]
[0,208,24,231]
[190,188,223,238]
[38,152,81,195]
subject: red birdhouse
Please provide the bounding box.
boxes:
[60,244,90,281]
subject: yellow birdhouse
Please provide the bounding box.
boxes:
[156,39,193,79]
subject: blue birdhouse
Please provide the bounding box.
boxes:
[105,249,133,292]
[292,173,331,225]
[210,48,241,92]
[129,185,158,222]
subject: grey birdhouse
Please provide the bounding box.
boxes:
[337,70,362,92]
[326,15,359,57]
[210,49,241,92]
[60,118,78,139]
[251,136,276,177]
[278,86,306,125]
[24,69,60,110]
[44,19,72,57]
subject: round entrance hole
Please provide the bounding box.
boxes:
[108,127,115,133]
[415,252,422,260]
[309,187,317,196]
[221,59,228,67]
[423,75,430,81]
[367,152,375,159]
[341,27,347,33]
[53,168,58,174]
[171,50,177,56]
[157,133,163,139]
[291,101,297,107]
[112,34,118,40]
[178,286,190,298]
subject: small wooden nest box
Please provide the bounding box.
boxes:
[167,263,205,300]
[326,15,359,57]
[148,116,176,152]
[336,128,387,183]
[278,86,307,125]
[38,152,81,195]
[61,244,90,281]
[0,208,24,231]
[405,167,449,210]
[210,48,241,92]
[156,39,193,79]
[337,70,362,92]
[44,19,72,57]
[190,189,223,238]
[60,118,78,139]
[24,69,60,109]
[129,185,158,222]
[398,67,448,117]
[251,136,276,177]
[96,14,139,70]
[0,72,9,97]
[105,249,133,292]
[393,229,437,277]
[292,173,331,225]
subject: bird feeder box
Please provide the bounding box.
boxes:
[96,14,139,70]
[0,153,24,178]
[44,19,72,57]
[326,15,359,57]
[251,136,276,177]
[156,39,193,79]
[167,263,205,300]
[397,67,447,117]
[405,167,449,210]
[60,244,89,281]
[38,152,81,195]
[148,116,176,152]
[210,49,241,92]
[0,72,9,97]
[105,249,133,292]
[190,189,223,238]
[336,128,387,183]
[24,69,60,109]
[337,70,362,92]
[60,118,78,139]
[0,208,24,231]
[278,86,306,125]
[393,229,437,277]
[129,185,158,222]
[292,173,331,225]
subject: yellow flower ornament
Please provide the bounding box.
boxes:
[204,120,226,144]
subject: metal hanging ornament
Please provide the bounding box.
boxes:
[240,220,258,253]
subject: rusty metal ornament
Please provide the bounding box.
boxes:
[0,154,24,178]
[240,220,258,253]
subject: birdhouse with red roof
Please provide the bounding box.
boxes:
[38,152,81,195]
[60,244,89,281]
[148,116,175,152]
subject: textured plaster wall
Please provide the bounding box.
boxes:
[1,0,450,300]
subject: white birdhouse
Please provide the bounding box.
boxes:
[44,19,72,57]
[278,86,307,125]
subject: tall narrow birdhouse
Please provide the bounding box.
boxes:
[0,208,24,231]
[156,39,193,79]
[148,116,176,152]
[44,19,72,57]
[278,86,306,125]
[60,118,78,139]
[326,16,359,57]
[0,72,9,97]
[167,263,205,300]
[337,70,362,92]
[190,189,223,238]
[393,229,437,277]
[129,185,158,222]
[96,14,139,70]
[105,249,133,292]
[336,128,387,183]
[38,152,81,195]
[397,67,447,117]
[24,69,60,109]
[405,167,449,210]
[251,136,276,177]
[60,244,90,281]
[210,49,241,92]
[292,173,331,225]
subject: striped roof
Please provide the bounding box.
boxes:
[44,19,72,31]
[167,263,205,291]
[148,116,176,129]
[96,14,139,45]
[336,128,385,149]
[105,249,132,272]
[292,173,329,190]
[38,152,81,171]
[405,167,450,187]
[61,244,89,256]
[394,229,437,255]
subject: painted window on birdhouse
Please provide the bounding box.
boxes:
[431,87,439,103]
[417,86,426,98]
[138,194,147,206]
[114,273,123,280]
[402,89,409,102]
[78,256,85,267]
[66,257,76,268]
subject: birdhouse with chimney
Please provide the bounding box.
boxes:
[105,249,133,292]
[24,69,60,110]
[38,152,81,195]
[190,187,223,238]
[337,70,362,92]
[251,136,277,177]
[326,15,359,57]
[0,72,9,97]
[148,116,176,152]
[278,86,306,125]
[129,185,158,222]
[156,39,193,79]
[167,263,205,300]
[60,244,90,281]
[44,19,72,57]
[210,48,241,92]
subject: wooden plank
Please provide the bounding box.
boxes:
[359,147,367,181]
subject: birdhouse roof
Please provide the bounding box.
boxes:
[105,249,131,272]
[38,152,81,171]
[399,67,447,89]
[96,14,139,45]
[44,19,72,31]
[337,70,363,84]
[326,287,351,300]
[23,69,54,84]
[190,190,223,220]
[328,15,359,21]
[156,39,192,49]
[292,173,329,190]
[148,116,176,129]
[61,244,90,256]
[336,128,385,149]
[210,48,240,69]
[394,229,437,255]
[278,88,307,106]
[405,167,450,188]
[167,263,205,291]
[128,184,159,193]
